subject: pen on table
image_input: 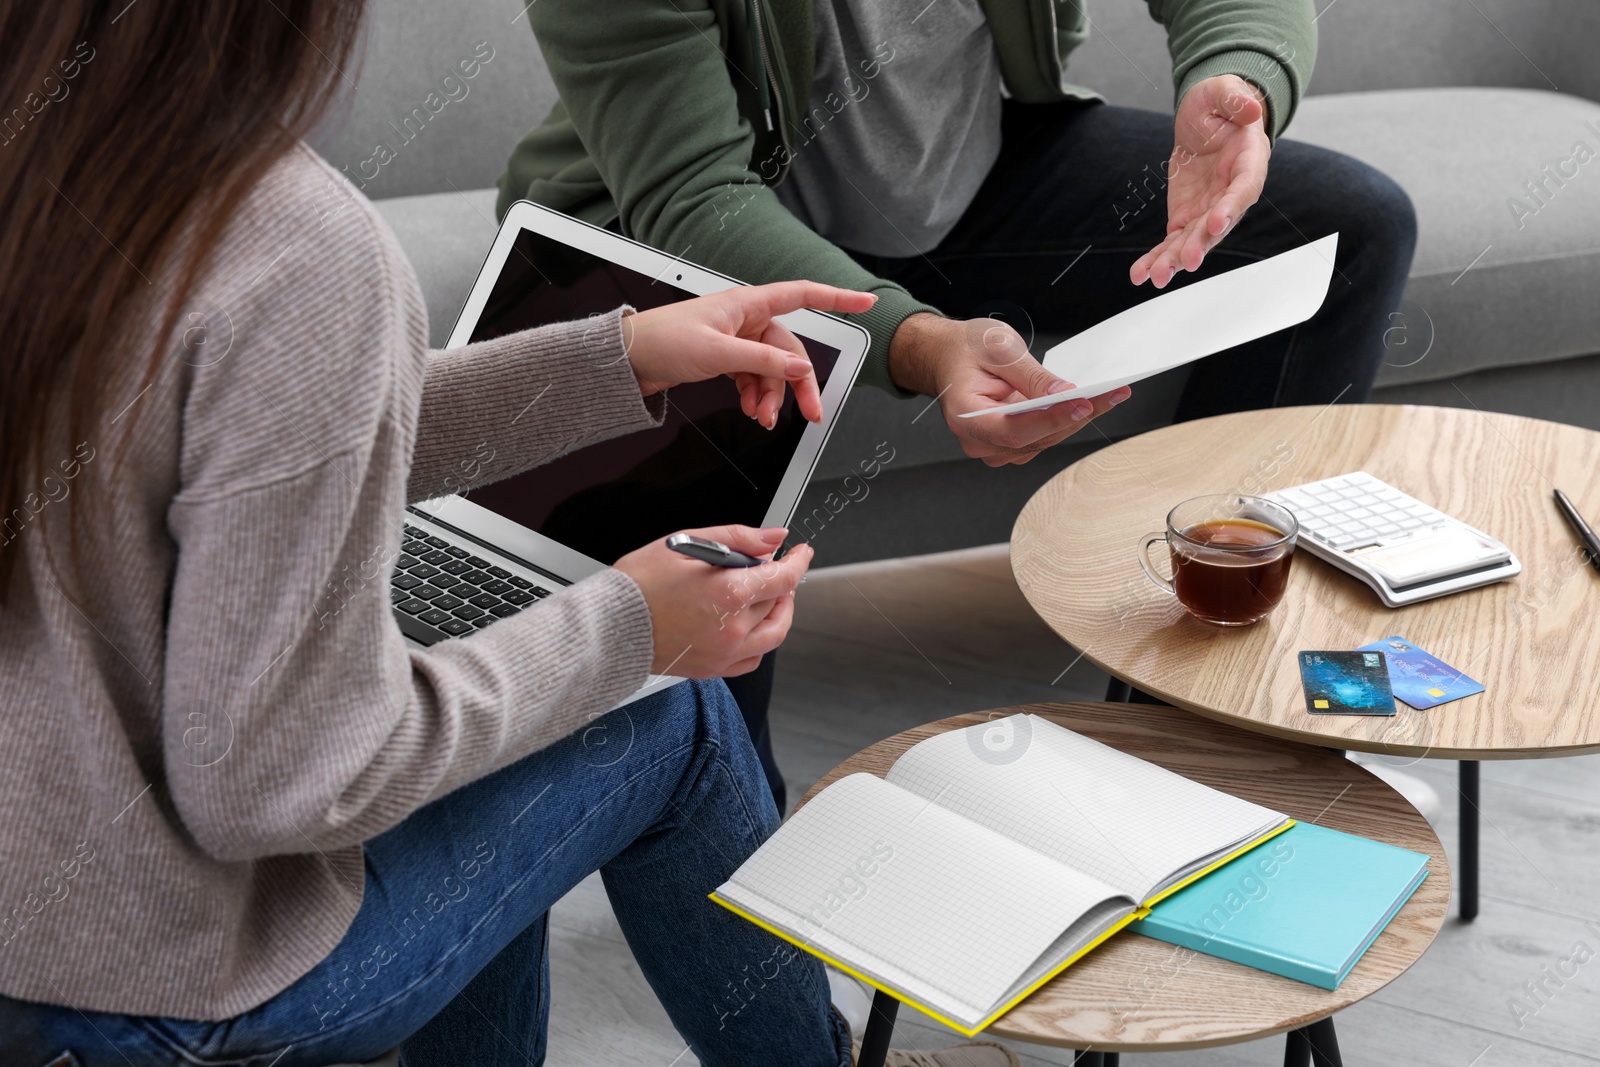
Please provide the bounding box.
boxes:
[1553,489,1600,576]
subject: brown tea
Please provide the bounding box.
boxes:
[1170,519,1293,625]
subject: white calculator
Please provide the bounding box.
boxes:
[1263,471,1520,607]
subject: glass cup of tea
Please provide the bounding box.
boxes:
[1137,495,1299,626]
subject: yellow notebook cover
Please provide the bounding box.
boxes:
[710,820,1294,1036]
[709,713,1297,1036]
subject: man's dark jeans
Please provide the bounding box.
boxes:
[736,100,1418,810]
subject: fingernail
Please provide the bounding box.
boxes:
[1046,380,1071,395]
[762,527,788,542]
[786,356,810,378]
[1109,390,1129,408]
[1071,404,1090,422]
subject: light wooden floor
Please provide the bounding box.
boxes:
[543,546,1600,1066]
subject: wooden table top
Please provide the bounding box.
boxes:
[798,702,1448,1052]
[1011,404,1600,760]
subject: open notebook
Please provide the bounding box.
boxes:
[711,714,1293,1035]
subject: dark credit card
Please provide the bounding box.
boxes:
[1298,650,1396,716]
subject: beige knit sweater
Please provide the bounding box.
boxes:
[0,146,664,1019]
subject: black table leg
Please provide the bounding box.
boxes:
[1284,1017,1343,1067]
[856,989,898,1067]
[1284,1026,1310,1066]
[1104,679,1167,705]
[1103,1054,1120,1066]
[1284,1026,1310,1067]
[1070,1053,1105,1066]
[1306,1017,1343,1066]
[1460,759,1479,921]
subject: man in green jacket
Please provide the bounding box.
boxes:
[498,0,1415,748]
[500,0,1414,447]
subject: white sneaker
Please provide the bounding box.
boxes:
[827,966,873,1033]
[852,1038,1022,1067]
[1347,752,1442,818]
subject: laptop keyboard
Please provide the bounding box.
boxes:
[390,522,554,645]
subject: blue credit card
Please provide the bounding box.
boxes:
[1298,650,1396,716]
[1357,636,1485,710]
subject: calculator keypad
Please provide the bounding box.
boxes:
[1269,473,1449,552]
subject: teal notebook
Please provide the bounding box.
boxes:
[1129,822,1428,990]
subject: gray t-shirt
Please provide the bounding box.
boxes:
[774,0,1004,258]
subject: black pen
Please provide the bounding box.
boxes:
[665,533,766,567]
[664,533,810,583]
[1553,489,1600,576]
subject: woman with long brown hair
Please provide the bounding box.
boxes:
[0,3,1019,1065]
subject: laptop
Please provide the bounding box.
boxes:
[391,201,869,706]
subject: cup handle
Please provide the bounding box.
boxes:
[1137,531,1176,595]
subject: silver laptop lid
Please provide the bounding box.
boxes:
[414,201,869,580]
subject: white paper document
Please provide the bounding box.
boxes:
[960,233,1338,418]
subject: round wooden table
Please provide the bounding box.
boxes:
[1011,404,1600,917]
[802,702,1448,1063]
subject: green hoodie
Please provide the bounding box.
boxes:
[499,0,1315,394]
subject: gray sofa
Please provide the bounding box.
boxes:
[311,0,1600,564]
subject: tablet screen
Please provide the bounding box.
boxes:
[462,228,840,565]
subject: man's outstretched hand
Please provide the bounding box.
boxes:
[1131,74,1271,289]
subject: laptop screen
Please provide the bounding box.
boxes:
[462,228,841,565]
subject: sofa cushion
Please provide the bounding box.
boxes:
[373,188,500,347]
[1043,0,1600,126]
[1286,87,1600,386]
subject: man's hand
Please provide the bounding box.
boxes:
[888,313,1130,467]
[1131,74,1271,289]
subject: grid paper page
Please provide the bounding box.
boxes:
[1000,897,1133,1008]
[717,772,1129,1028]
[885,714,1286,901]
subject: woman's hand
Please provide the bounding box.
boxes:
[621,281,877,428]
[613,525,813,677]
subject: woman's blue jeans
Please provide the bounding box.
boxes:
[0,679,852,1067]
